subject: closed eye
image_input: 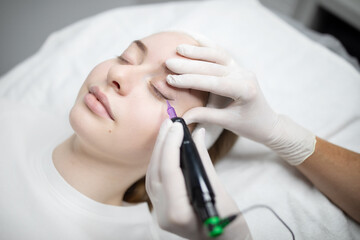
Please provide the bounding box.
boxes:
[117,55,131,64]
[117,55,172,100]
[150,83,171,101]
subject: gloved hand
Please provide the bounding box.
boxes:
[146,119,251,240]
[165,42,316,165]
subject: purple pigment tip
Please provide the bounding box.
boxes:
[166,100,177,119]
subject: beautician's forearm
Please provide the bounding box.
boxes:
[297,137,360,222]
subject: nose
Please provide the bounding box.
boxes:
[106,64,141,96]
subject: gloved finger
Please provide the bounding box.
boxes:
[189,32,219,48]
[166,74,240,100]
[168,71,257,102]
[192,128,233,206]
[176,44,232,66]
[159,122,184,183]
[191,128,218,180]
[166,58,228,76]
[182,106,232,129]
[146,119,173,193]
[206,92,232,109]
[157,122,198,226]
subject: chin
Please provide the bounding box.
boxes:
[68,105,111,157]
[69,104,85,133]
[68,104,99,141]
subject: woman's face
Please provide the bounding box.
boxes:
[70,32,207,168]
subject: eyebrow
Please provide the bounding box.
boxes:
[132,40,148,57]
[127,39,170,72]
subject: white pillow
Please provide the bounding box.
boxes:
[0,0,358,150]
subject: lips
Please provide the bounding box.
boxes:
[84,86,115,121]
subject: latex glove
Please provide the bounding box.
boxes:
[146,119,251,240]
[165,44,316,165]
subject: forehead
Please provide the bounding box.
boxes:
[140,32,199,63]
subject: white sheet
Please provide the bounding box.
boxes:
[0,0,359,239]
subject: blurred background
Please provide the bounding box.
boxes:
[0,0,359,77]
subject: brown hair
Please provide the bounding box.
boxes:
[123,129,238,210]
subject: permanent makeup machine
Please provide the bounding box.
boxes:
[166,101,237,237]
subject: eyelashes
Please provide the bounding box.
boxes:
[150,83,171,101]
[117,55,131,64]
[117,55,171,101]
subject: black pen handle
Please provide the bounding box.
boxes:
[171,117,218,222]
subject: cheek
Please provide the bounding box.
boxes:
[69,101,168,164]
[70,82,170,164]
[78,61,112,91]
[172,94,205,117]
[110,98,169,156]
[125,101,168,136]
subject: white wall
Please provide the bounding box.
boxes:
[0,0,320,77]
[259,0,299,16]
[0,0,202,77]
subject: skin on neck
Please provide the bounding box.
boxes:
[53,134,147,206]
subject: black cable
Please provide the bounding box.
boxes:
[219,204,295,239]
[241,204,295,240]
[210,204,295,239]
